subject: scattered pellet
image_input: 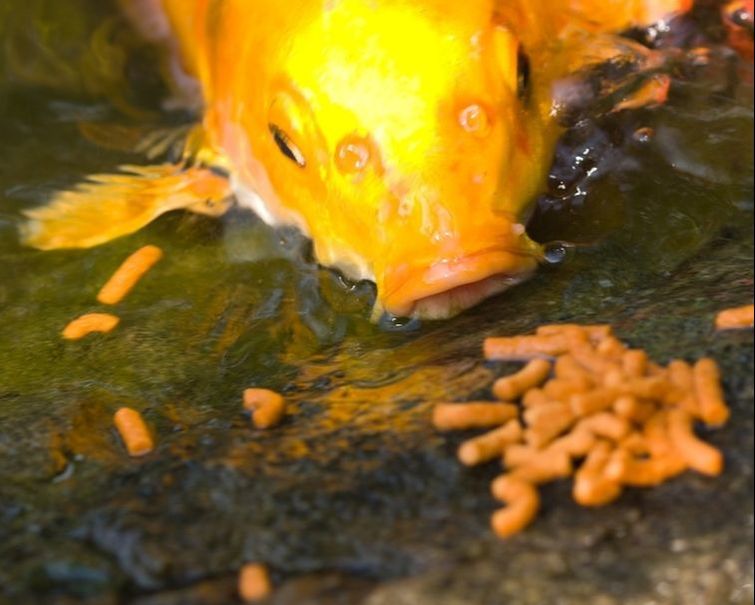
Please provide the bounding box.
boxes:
[693,358,730,426]
[569,341,616,375]
[509,448,572,484]
[613,395,655,423]
[543,376,591,400]
[435,322,730,538]
[238,563,272,603]
[62,313,120,339]
[554,354,594,383]
[243,388,286,429]
[715,304,754,330]
[432,402,518,431]
[503,444,538,468]
[523,402,575,448]
[113,407,154,457]
[622,349,648,377]
[573,441,622,506]
[596,336,627,359]
[570,387,620,416]
[619,431,650,455]
[484,335,570,360]
[97,244,163,305]
[490,475,540,537]
[457,420,522,466]
[492,359,552,400]
[521,388,550,408]
[547,425,596,458]
[666,360,698,414]
[577,412,631,442]
[536,324,613,343]
[642,410,675,457]
[604,449,686,486]
[668,409,724,476]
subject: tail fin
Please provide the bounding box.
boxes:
[21,164,231,250]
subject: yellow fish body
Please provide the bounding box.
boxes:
[23,0,691,318]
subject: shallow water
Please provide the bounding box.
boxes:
[0,2,753,604]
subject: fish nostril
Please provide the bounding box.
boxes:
[458,103,491,137]
[335,134,372,173]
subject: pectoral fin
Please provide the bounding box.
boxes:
[21,163,232,250]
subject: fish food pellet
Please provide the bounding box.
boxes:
[97,244,163,305]
[238,563,272,603]
[492,359,551,401]
[243,388,286,429]
[431,322,731,538]
[490,475,540,538]
[432,402,518,431]
[62,313,120,339]
[714,303,754,330]
[114,407,154,457]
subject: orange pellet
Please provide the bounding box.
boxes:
[577,412,631,442]
[596,336,627,359]
[97,245,163,305]
[62,313,120,339]
[622,376,670,400]
[569,341,615,374]
[536,323,613,343]
[667,409,724,476]
[573,441,622,506]
[622,349,648,377]
[547,425,596,458]
[492,359,552,400]
[693,358,730,426]
[509,449,572,484]
[665,360,697,413]
[715,304,754,330]
[243,388,286,429]
[543,376,591,400]
[457,420,522,466]
[643,411,674,457]
[490,475,540,537]
[483,335,569,360]
[613,395,655,423]
[554,354,594,382]
[432,402,518,431]
[619,432,650,455]
[503,444,538,468]
[523,403,575,448]
[238,563,272,603]
[604,449,686,486]
[521,388,550,408]
[570,387,620,416]
[113,407,154,457]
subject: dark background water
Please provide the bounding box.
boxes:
[0,1,752,603]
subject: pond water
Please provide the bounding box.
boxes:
[0,2,752,604]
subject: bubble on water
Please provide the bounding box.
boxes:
[633,126,655,144]
[543,241,576,265]
[378,313,422,332]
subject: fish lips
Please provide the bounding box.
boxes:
[380,246,540,320]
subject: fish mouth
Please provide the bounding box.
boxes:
[381,247,539,319]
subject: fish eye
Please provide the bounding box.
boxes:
[269,124,306,168]
[517,46,531,101]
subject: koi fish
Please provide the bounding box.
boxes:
[21,0,691,319]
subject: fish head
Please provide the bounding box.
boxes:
[231,0,552,318]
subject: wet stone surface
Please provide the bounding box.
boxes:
[0,2,753,604]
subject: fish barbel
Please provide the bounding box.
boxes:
[22,0,691,318]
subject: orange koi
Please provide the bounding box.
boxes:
[22,0,691,318]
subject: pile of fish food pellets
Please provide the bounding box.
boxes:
[432,324,730,538]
